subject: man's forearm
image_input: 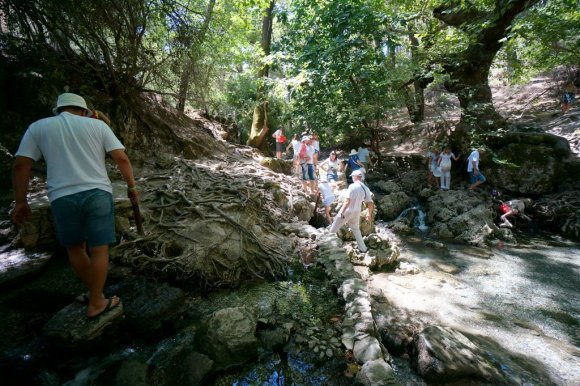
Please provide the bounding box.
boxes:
[366,202,374,218]
[117,158,136,187]
[13,158,33,203]
[110,150,136,187]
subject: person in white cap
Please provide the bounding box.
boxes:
[12,92,138,320]
[329,169,374,253]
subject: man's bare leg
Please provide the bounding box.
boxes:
[469,180,483,190]
[68,244,118,317]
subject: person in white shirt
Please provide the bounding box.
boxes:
[437,146,460,190]
[311,133,320,165]
[467,148,486,190]
[271,128,286,159]
[298,136,317,194]
[329,169,374,253]
[358,145,370,169]
[286,134,301,175]
[319,151,340,183]
[426,147,440,188]
[12,93,138,319]
[304,137,317,193]
[317,180,336,224]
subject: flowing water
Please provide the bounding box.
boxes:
[370,215,580,385]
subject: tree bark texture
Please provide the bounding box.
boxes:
[247,1,275,151]
[404,33,426,123]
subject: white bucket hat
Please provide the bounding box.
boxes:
[350,149,357,155]
[52,93,92,116]
[301,135,311,142]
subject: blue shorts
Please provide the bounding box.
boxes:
[51,189,116,247]
[300,163,316,181]
[327,172,338,182]
[469,171,486,184]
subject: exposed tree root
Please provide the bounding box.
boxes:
[113,156,295,288]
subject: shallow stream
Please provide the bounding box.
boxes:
[0,225,578,385]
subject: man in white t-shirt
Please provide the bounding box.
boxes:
[467,148,486,190]
[12,93,138,320]
[329,169,374,252]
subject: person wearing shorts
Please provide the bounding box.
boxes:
[467,148,486,190]
[319,151,340,183]
[561,81,577,114]
[272,128,286,159]
[12,93,138,319]
[499,199,530,228]
[298,135,316,193]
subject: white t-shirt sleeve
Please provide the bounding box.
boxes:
[15,126,42,161]
[100,124,125,152]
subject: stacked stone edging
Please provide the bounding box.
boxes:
[317,233,400,385]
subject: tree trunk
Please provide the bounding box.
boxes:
[404,32,426,123]
[247,1,275,151]
[176,0,216,112]
[434,0,540,150]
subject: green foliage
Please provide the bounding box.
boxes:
[499,0,580,83]
[2,0,577,146]
[280,0,418,145]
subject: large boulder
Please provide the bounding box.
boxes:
[107,277,185,335]
[148,330,213,386]
[485,132,572,194]
[196,306,258,370]
[426,190,498,245]
[260,157,293,175]
[411,326,503,383]
[43,301,125,349]
[376,192,411,221]
[355,359,401,386]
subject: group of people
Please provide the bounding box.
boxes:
[12,92,544,326]
[426,146,485,191]
[275,131,375,252]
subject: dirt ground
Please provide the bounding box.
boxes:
[380,70,580,156]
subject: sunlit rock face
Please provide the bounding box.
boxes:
[426,190,497,246]
[485,132,572,195]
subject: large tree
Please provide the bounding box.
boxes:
[432,0,540,147]
[246,0,275,151]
